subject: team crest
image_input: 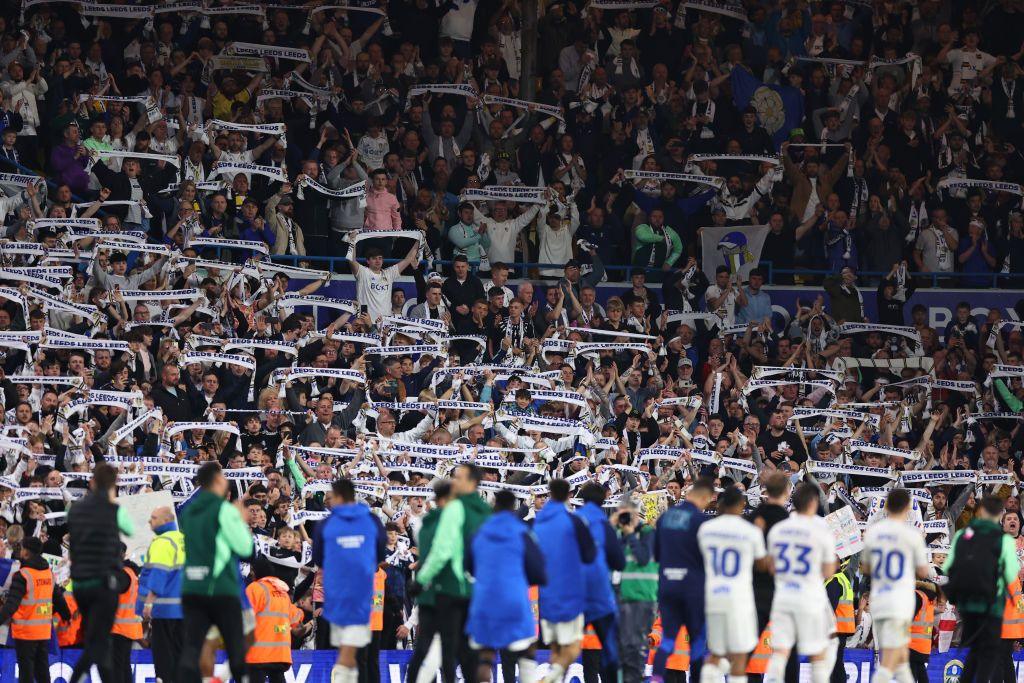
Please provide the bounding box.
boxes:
[943,659,964,683]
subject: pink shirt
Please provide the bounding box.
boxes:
[363,188,402,231]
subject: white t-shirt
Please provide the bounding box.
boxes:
[356,264,401,323]
[704,284,738,324]
[698,514,766,613]
[215,149,255,182]
[863,518,929,620]
[440,0,478,42]
[767,513,836,611]
[946,49,996,94]
[358,132,390,170]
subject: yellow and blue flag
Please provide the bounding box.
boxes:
[730,67,804,149]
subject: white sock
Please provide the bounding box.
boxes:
[213,662,231,682]
[765,654,788,683]
[543,662,566,683]
[871,666,893,683]
[332,664,358,683]
[701,660,725,683]
[728,675,748,683]
[811,660,832,683]
[519,658,538,683]
[894,664,914,683]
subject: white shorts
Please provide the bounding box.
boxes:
[470,635,536,652]
[331,623,373,648]
[769,606,835,656]
[706,609,759,655]
[540,615,584,646]
[873,618,910,649]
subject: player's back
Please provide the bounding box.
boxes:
[698,514,765,613]
[767,513,835,612]
[863,518,927,621]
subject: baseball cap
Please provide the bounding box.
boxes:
[565,259,581,269]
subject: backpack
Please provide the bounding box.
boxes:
[945,523,1002,609]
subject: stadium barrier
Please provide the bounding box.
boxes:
[0,648,1001,683]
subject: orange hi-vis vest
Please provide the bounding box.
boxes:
[112,567,143,640]
[747,625,773,674]
[648,616,690,671]
[370,568,386,632]
[246,577,302,665]
[55,586,82,647]
[11,566,54,640]
[528,586,540,638]
[1003,578,1024,639]
[582,623,602,650]
[830,572,855,635]
[910,589,935,653]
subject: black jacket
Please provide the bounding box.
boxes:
[68,491,123,583]
[441,274,486,323]
[91,160,176,222]
[151,383,204,423]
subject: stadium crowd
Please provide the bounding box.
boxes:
[0,0,1022,681]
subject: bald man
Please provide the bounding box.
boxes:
[138,506,186,683]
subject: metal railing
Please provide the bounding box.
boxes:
[272,255,1024,289]
[3,163,1022,291]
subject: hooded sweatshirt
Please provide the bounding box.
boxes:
[465,510,547,648]
[312,502,386,626]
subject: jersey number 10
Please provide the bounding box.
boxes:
[707,546,741,577]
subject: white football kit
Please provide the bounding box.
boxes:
[767,514,838,655]
[698,514,767,654]
[863,518,929,648]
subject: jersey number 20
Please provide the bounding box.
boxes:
[870,549,905,581]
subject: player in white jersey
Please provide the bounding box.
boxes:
[697,486,768,683]
[765,483,838,683]
[861,489,930,683]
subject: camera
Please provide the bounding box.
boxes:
[617,511,633,526]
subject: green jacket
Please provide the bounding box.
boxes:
[180,490,254,597]
[943,517,1021,617]
[633,223,683,267]
[416,492,491,599]
[415,508,443,607]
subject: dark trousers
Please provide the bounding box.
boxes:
[436,594,476,683]
[14,639,50,683]
[358,629,382,683]
[664,671,687,683]
[151,618,185,683]
[654,592,705,683]
[179,595,247,683]
[590,612,621,683]
[1000,638,1016,683]
[830,635,847,683]
[406,604,443,683]
[250,663,289,683]
[111,633,134,683]
[498,648,532,683]
[582,649,602,683]
[961,614,1003,683]
[70,582,119,683]
[381,599,403,650]
[910,650,930,683]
